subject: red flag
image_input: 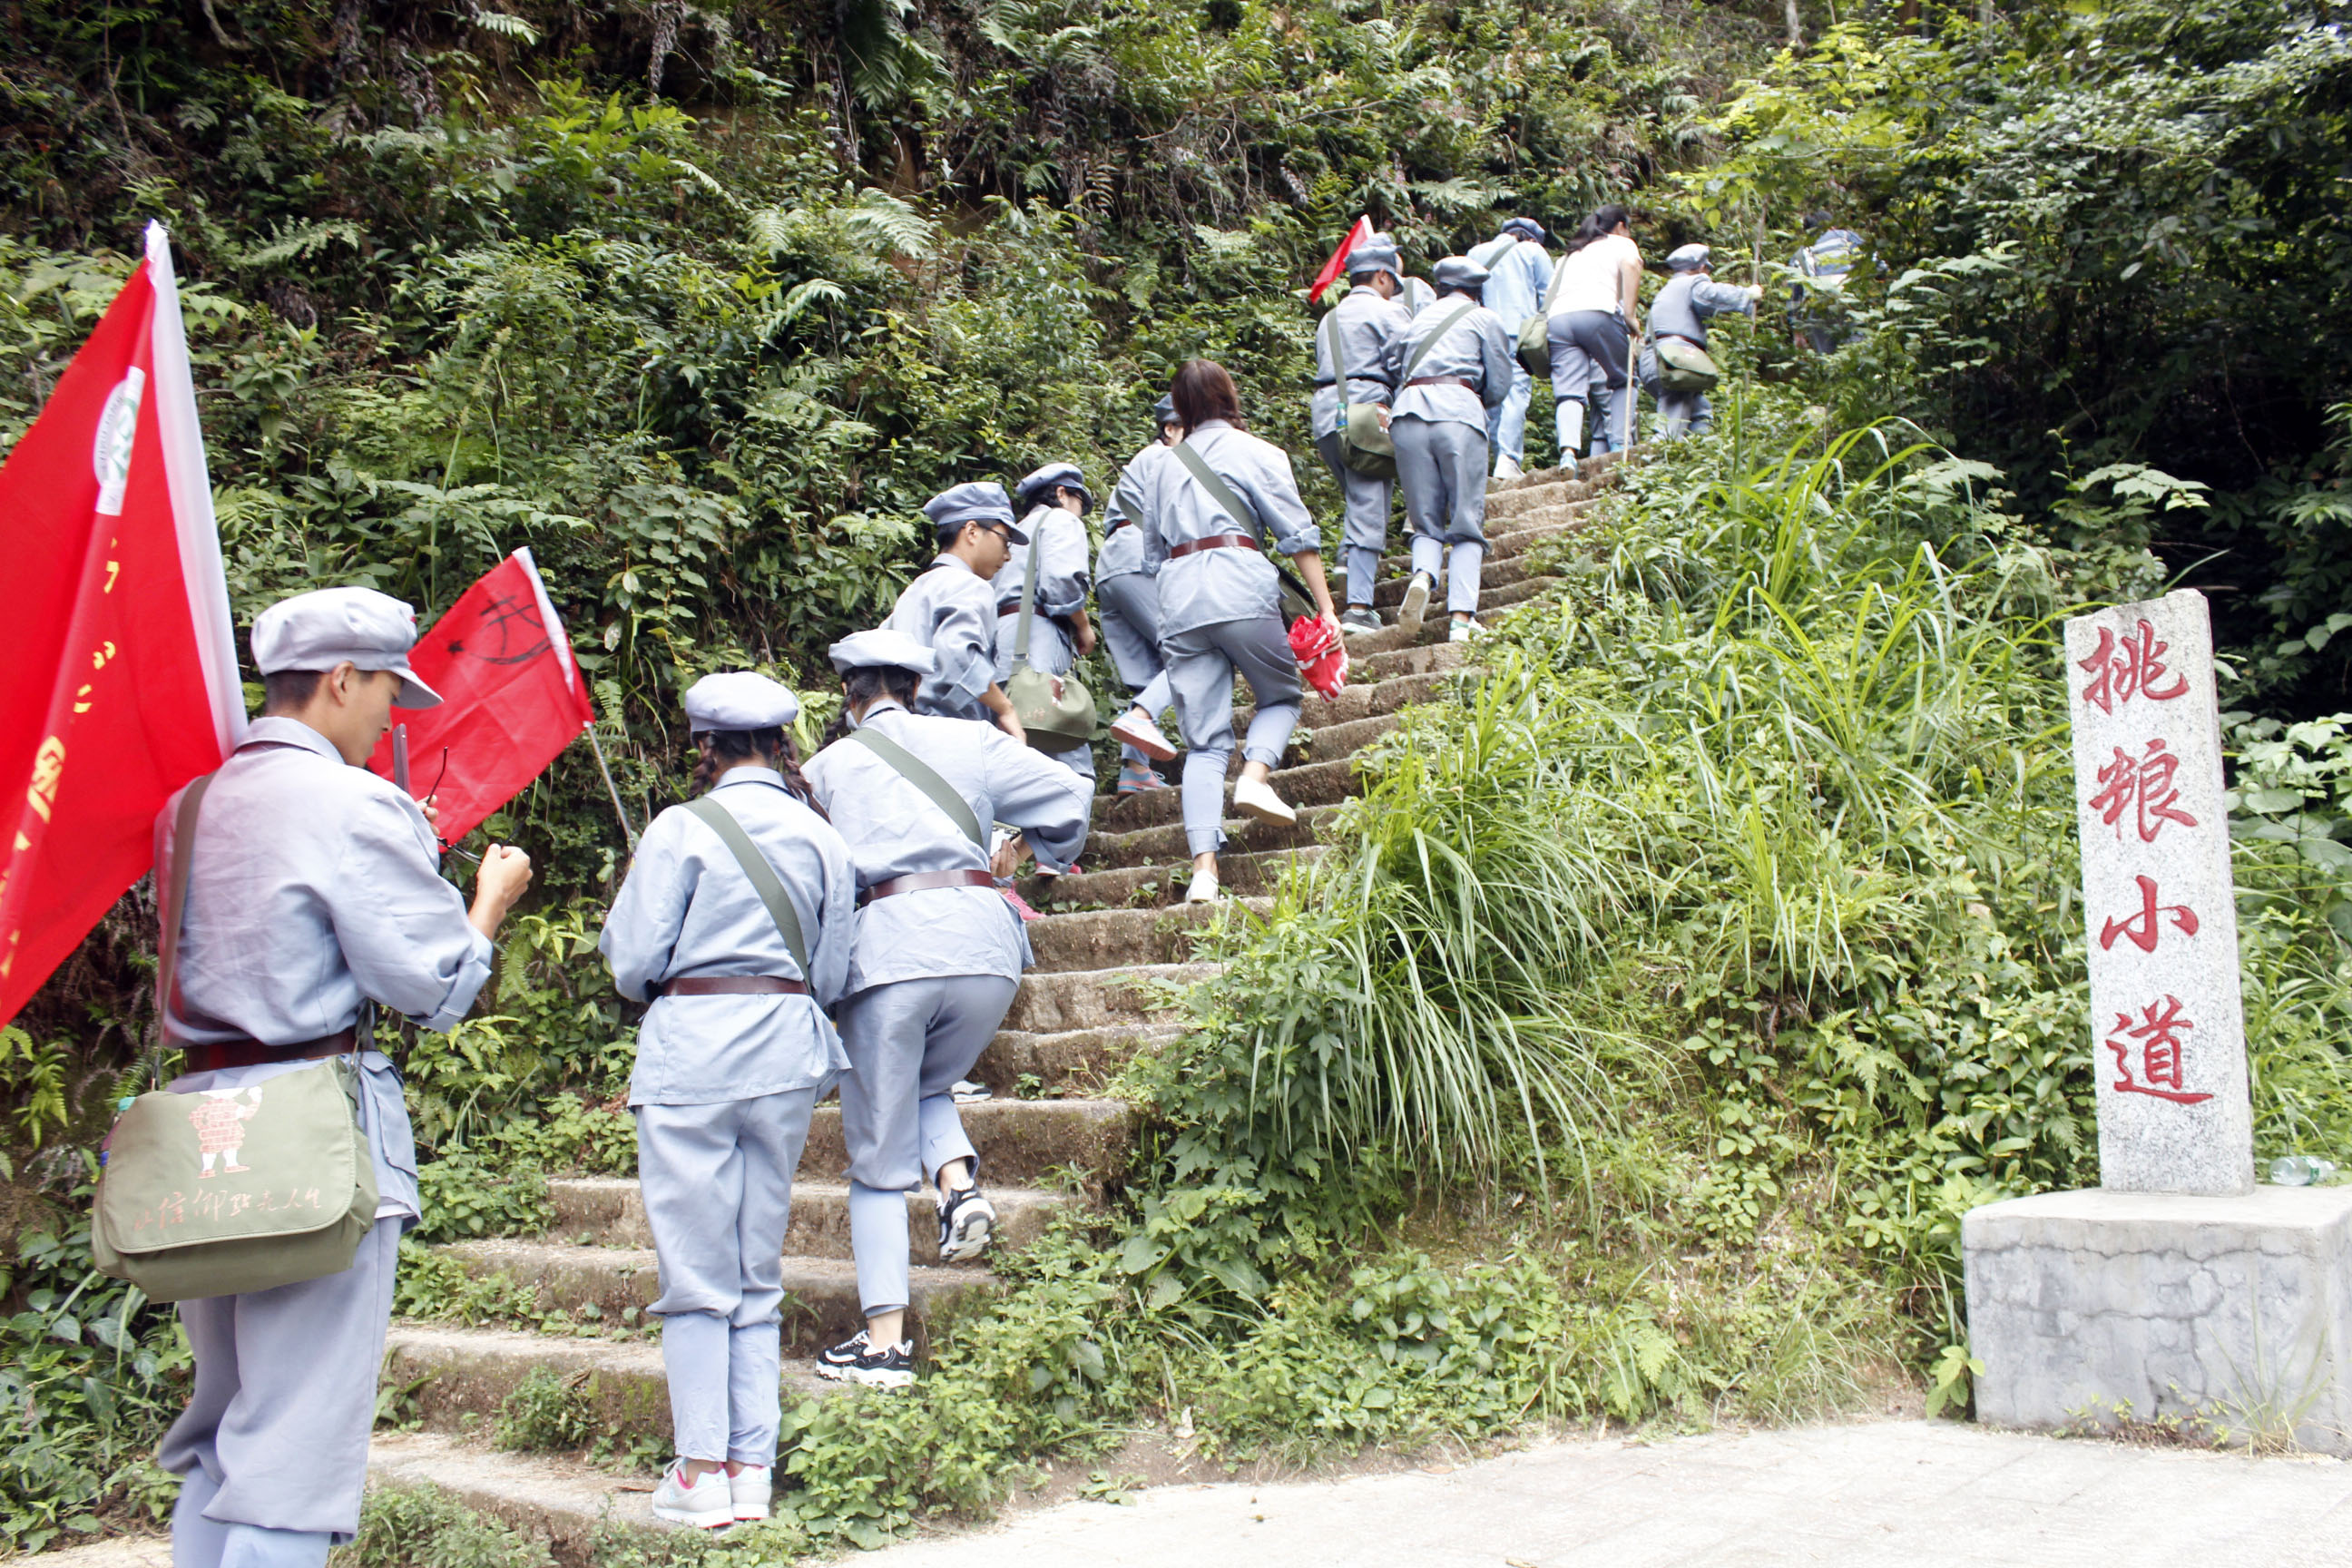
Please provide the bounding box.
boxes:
[1307,216,1375,304]
[366,549,594,845]
[0,225,245,1028]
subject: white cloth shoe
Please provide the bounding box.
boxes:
[651,1464,734,1528]
[1449,620,1487,643]
[1397,573,1433,638]
[730,1465,771,1522]
[1232,776,1296,826]
[1185,868,1221,904]
[1493,456,1524,482]
[1109,709,1177,761]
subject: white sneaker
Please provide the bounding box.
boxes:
[651,1463,735,1529]
[1232,776,1296,826]
[1397,573,1433,637]
[1109,709,1177,762]
[1493,456,1524,482]
[951,1078,992,1103]
[1185,868,1220,904]
[1449,621,1487,643]
[730,1465,771,1523]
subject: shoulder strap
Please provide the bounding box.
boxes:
[1401,300,1477,383]
[1469,234,1515,270]
[1014,507,1045,664]
[682,795,811,979]
[1540,254,1571,315]
[1171,439,1265,545]
[1322,310,1355,397]
[847,726,986,848]
[155,772,219,1053]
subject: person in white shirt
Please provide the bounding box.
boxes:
[1544,204,1643,475]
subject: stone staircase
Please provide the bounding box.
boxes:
[361,457,1620,1543]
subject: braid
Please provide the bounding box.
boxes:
[776,740,829,823]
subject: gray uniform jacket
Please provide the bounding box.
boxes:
[598,769,856,1107]
[1095,516,1144,584]
[1472,236,1555,336]
[803,702,1091,993]
[885,556,999,721]
[1385,299,1514,431]
[991,504,1093,681]
[157,716,495,1224]
[1650,273,1757,347]
[1310,289,1412,440]
[1136,419,1321,639]
[1107,439,1171,538]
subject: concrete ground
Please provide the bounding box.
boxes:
[858,1420,2352,1568]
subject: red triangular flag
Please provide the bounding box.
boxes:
[0,224,245,1027]
[1308,216,1375,304]
[366,549,594,845]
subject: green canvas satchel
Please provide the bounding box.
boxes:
[1322,311,1396,481]
[1518,256,1571,379]
[1003,514,1098,752]
[1650,332,1722,394]
[90,773,378,1302]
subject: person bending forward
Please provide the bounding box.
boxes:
[1099,397,1183,794]
[1385,254,1514,643]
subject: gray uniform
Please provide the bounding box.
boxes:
[991,504,1098,789]
[1135,419,1322,856]
[885,556,1000,723]
[1094,500,1174,768]
[1385,298,1514,615]
[1641,273,1756,437]
[155,717,494,1562]
[803,704,1089,1316]
[1309,288,1411,608]
[598,769,854,1467]
[1471,233,1553,470]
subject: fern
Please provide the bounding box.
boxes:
[842,190,935,260]
[468,9,540,45]
[230,220,361,271]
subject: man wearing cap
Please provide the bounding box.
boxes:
[1641,245,1761,439]
[157,586,534,1568]
[1468,217,1555,482]
[599,671,854,1528]
[1097,397,1181,795]
[886,483,1029,741]
[1382,256,1515,642]
[801,630,1090,1388]
[996,462,1102,795]
[1310,232,1413,639]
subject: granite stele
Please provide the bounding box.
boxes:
[1964,589,2352,1452]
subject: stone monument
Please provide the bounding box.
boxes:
[1964,589,2352,1451]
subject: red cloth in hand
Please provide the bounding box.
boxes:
[1289,614,1348,701]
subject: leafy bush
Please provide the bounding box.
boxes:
[335,1483,556,1568]
[412,1153,553,1245]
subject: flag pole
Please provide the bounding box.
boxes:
[585,724,638,851]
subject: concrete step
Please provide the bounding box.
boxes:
[1233,668,1449,741]
[547,1177,1078,1263]
[1025,897,1272,970]
[1029,845,1323,910]
[1075,802,1341,872]
[1485,477,1592,520]
[1353,640,1478,684]
[1368,550,1549,604]
[1091,755,1361,829]
[431,1240,998,1354]
[1371,565,1563,612]
[368,1429,665,1559]
[808,1095,1136,1190]
[1487,461,1578,495]
[978,1022,1184,1095]
[1000,961,1213,1034]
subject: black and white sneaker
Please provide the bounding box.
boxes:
[936,1185,996,1263]
[1339,606,1384,636]
[815,1328,916,1389]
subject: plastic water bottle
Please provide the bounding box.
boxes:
[2269,1154,2338,1186]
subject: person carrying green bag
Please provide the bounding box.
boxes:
[128,586,533,1568]
[1308,231,1413,638]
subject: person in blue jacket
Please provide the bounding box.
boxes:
[1469,217,1553,482]
[1099,397,1182,793]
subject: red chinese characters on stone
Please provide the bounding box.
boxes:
[2098,875,2200,954]
[2078,620,2191,716]
[2088,740,2199,843]
[2104,995,2213,1105]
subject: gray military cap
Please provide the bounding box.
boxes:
[1015,461,1093,512]
[1432,255,1492,290]
[828,628,939,675]
[1152,393,1176,426]
[923,481,1028,544]
[683,671,799,732]
[1666,243,1712,272]
[1500,217,1546,242]
[1345,233,1401,278]
[250,586,443,709]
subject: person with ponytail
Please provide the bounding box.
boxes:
[1545,203,1644,473]
[598,671,856,1529]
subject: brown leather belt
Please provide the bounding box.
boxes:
[1168,533,1259,559]
[654,976,809,997]
[865,868,999,901]
[182,1029,359,1074]
[1406,376,1477,389]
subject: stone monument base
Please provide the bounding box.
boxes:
[1964,1186,2352,1453]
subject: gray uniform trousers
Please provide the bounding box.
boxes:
[1312,432,1397,610]
[1094,572,1174,769]
[1164,613,1303,857]
[164,1216,402,1564]
[1391,416,1490,615]
[1548,310,1634,460]
[836,973,1023,1317]
[635,1090,818,1465]
[993,611,1098,795]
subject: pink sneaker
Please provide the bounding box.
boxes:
[998,885,1044,922]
